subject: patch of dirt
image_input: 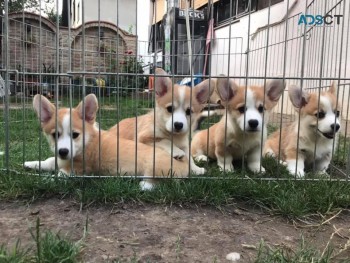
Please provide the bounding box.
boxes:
[0,199,349,262]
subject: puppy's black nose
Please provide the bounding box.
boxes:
[331,124,340,132]
[248,119,259,129]
[58,148,69,158]
[174,122,183,131]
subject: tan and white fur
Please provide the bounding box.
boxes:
[191,78,285,172]
[263,83,341,177]
[110,68,214,175]
[24,94,189,190]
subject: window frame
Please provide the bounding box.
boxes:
[148,21,164,54]
[213,0,257,27]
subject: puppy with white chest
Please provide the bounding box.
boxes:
[191,78,285,172]
[24,94,189,184]
[110,68,214,175]
[263,83,341,177]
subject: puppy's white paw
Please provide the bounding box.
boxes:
[218,163,234,172]
[139,180,155,191]
[172,148,186,160]
[24,161,40,170]
[287,167,304,178]
[194,155,208,162]
[279,160,288,166]
[191,165,206,175]
[248,163,265,173]
[264,149,276,158]
[314,170,330,178]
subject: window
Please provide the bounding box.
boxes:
[257,0,283,11]
[26,22,31,33]
[213,0,257,26]
[99,29,105,39]
[148,21,164,53]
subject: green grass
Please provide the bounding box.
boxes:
[0,218,83,263]
[0,241,31,263]
[0,96,350,220]
[31,218,83,263]
[1,227,346,263]
[1,171,350,219]
[1,96,350,261]
[254,238,336,263]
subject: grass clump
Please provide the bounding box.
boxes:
[0,218,84,263]
[1,171,350,219]
[0,241,31,263]
[31,218,83,263]
[255,238,334,263]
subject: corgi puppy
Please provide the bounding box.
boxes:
[263,83,341,177]
[24,94,189,190]
[191,78,285,172]
[110,68,214,175]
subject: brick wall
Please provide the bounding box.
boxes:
[2,12,137,77]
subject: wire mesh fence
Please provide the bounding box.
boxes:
[0,0,349,185]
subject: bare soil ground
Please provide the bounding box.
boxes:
[1,199,350,262]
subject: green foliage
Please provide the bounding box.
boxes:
[46,7,62,24]
[30,218,82,263]
[103,47,146,94]
[0,218,83,263]
[42,63,56,84]
[1,0,53,14]
[0,241,32,263]
[118,55,146,94]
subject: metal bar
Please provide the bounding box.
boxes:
[260,0,272,172]
[277,0,291,175]
[53,0,60,176]
[334,0,349,179]
[65,71,350,80]
[97,0,102,176]
[68,0,74,176]
[241,0,253,173]
[294,0,313,178]
[81,0,86,175]
[135,0,139,176]
[313,0,328,174]
[3,0,10,171]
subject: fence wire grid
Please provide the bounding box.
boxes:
[0,0,349,182]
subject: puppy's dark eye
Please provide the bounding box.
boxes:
[166,105,173,113]
[258,105,264,113]
[315,111,325,119]
[52,132,60,139]
[72,132,79,139]
[237,106,246,114]
[335,110,340,117]
[186,108,192,116]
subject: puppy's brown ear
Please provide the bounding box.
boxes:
[76,94,98,123]
[329,81,337,95]
[33,94,55,124]
[265,79,285,109]
[216,76,238,103]
[154,68,172,97]
[193,79,215,104]
[288,85,309,109]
